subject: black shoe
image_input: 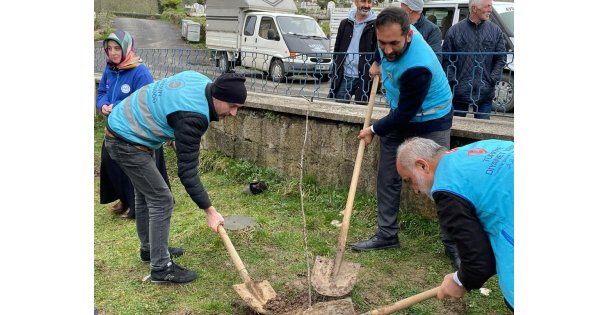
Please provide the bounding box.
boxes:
[351,234,400,251]
[150,261,197,284]
[141,247,185,263]
[444,247,462,271]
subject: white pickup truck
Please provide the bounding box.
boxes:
[206,0,332,82]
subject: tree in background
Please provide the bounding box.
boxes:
[162,0,182,10]
[317,0,328,10]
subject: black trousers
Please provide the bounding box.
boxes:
[375,128,457,254]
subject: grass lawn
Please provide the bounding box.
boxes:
[93,113,510,314]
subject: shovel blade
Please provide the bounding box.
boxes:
[303,298,356,315]
[311,256,360,297]
[233,280,277,314]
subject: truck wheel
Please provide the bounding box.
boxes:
[269,59,285,82]
[492,72,514,112]
[218,52,232,74]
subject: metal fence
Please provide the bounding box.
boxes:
[94,47,514,118]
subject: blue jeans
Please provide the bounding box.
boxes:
[335,76,360,104]
[453,99,492,120]
[104,136,174,270]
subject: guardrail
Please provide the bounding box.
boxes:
[94,47,514,118]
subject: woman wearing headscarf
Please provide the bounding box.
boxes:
[96,30,171,218]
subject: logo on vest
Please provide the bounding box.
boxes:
[467,148,488,156]
[167,80,184,90]
[120,84,131,94]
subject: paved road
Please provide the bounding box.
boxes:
[94,17,192,49]
[113,17,191,49]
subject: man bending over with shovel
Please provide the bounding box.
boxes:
[396,137,514,311]
[352,6,461,270]
[104,70,247,284]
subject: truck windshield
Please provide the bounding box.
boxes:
[499,11,513,35]
[493,4,514,36]
[276,16,326,38]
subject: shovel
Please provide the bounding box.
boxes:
[360,286,439,315]
[303,286,439,315]
[218,224,277,314]
[311,76,380,297]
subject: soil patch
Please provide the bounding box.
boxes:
[239,274,362,315]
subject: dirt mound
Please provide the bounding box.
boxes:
[260,274,359,315]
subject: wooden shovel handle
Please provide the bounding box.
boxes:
[218,224,252,282]
[368,287,439,315]
[332,75,380,277]
[362,75,379,129]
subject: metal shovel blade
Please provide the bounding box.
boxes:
[311,256,361,297]
[233,280,277,314]
[302,298,356,315]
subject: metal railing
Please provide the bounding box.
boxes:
[94,48,514,118]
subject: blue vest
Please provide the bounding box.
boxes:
[379,27,452,122]
[108,71,212,149]
[431,140,514,308]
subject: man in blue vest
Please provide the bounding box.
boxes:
[396,137,514,311]
[352,7,461,271]
[104,70,247,284]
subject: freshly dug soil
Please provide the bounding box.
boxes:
[263,274,360,315]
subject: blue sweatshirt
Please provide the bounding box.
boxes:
[96,64,153,110]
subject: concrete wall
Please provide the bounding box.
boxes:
[201,92,514,219]
[94,79,514,219]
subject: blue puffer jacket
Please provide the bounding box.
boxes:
[96,64,153,110]
[441,18,506,103]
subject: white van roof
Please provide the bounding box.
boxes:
[206,0,297,16]
[206,0,298,33]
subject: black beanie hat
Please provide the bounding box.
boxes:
[211,71,247,105]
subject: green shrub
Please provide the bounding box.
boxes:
[320,21,330,37]
[94,11,115,41]
[161,0,182,10]
[94,11,115,32]
[317,0,328,10]
[161,8,187,24]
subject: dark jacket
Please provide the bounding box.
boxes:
[165,84,219,210]
[109,82,219,210]
[433,192,497,290]
[328,17,377,102]
[441,17,506,103]
[413,15,442,53]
